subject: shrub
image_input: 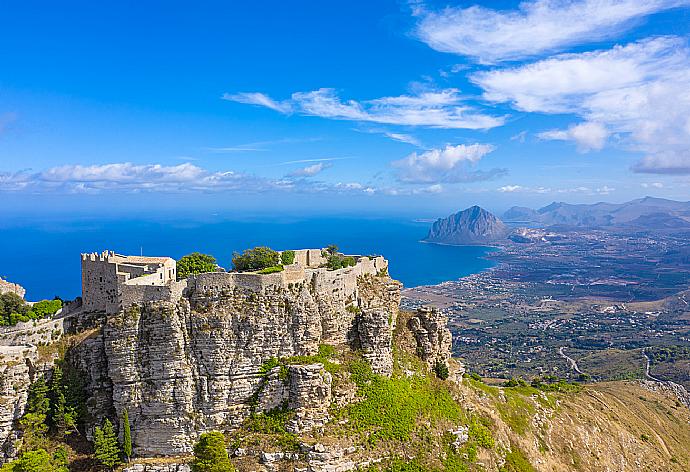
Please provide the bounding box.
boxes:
[192,431,236,472]
[0,448,67,472]
[280,250,295,265]
[232,247,280,272]
[0,293,30,326]
[177,252,218,279]
[434,360,450,380]
[258,266,284,274]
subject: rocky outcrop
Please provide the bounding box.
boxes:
[286,364,332,434]
[0,279,25,299]
[408,307,452,369]
[424,206,509,245]
[0,346,37,462]
[75,268,399,457]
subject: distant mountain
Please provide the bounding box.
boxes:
[424,206,509,245]
[503,197,690,230]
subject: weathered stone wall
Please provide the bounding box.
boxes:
[0,279,25,299]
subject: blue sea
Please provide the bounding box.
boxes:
[0,216,496,301]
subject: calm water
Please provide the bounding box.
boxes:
[0,216,496,300]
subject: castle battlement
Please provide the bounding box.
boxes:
[80,249,388,314]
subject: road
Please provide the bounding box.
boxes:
[559,347,584,375]
[642,348,662,382]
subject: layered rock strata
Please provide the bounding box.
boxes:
[76,257,399,457]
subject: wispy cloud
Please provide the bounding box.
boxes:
[498,184,615,195]
[392,143,506,183]
[221,92,292,113]
[472,36,690,174]
[413,0,690,63]
[277,157,352,166]
[288,162,331,177]
[224,87,504,130]
[205,137,321,153]
[383,132,423,147]
[0,162,370,195]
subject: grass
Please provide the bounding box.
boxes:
[257,265,284,274]
[339,359,462,446]
[499,444,536,472]
[243,404,300,451]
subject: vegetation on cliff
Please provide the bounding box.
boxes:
[176,252,218,280]
[232,246,281,271]
[0,293,61,326]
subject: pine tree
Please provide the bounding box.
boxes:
[122,409,132,461]
[49,366,66,434]
[191,431,235,472]
[93,419,121,470]
[26,377,50,416]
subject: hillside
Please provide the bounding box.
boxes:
[425,206,509,245]
[503,197,690,230]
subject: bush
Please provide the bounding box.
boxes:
[326,254,357,271]
[434,361,450,380]
[177,252,218,279]
[258,266,284,274]
[192,431,236,472]
[0,448,67,472]
[232,247,280,272]
[280,250,295,265]
[0,292,30,326]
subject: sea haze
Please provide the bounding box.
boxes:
[0,216,496,300]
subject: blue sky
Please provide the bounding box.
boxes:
[2,0,690,217]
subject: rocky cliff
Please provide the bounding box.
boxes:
[424,206,509,245]
[75,261,401,457]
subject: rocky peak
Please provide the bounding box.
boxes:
[424,206,509,245]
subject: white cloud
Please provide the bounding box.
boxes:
[0,162,373,195]
[641,182,664,188]
[538,122,609,152]
[414,0,690,63]
[472,37,690,173]
[224,88,504,130]
[392,143,505,183]
[497,184,614,195]
[288,162,330,177]
[383,132,422,146]
[221,92,292,113]
[499,185,526,192]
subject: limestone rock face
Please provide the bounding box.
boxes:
[77,270,399,457]
[357,310,394,376]
[0,346,37,463]
[287,364,332,434]
[408,307,452,369]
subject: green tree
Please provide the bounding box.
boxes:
[280,250,295,265]
[0,292,30,326]
[93,419,121,470]
[176,253,218,280]
[26,377,50,417]
[49,366,66,435]
[27,299,62,319]
[122,409,132,461]
[1,449,53,472]
[191,431,236,472]
[232,247,280,272]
